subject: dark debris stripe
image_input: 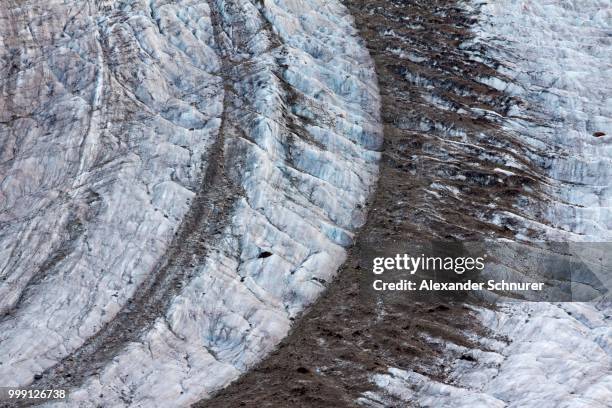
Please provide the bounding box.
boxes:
[199,1,549,407]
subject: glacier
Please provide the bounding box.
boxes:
[0,0,381,406]
[1,0,610,407]
[361,1,612,407]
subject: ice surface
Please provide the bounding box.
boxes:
[0,0,380,406]
[1,0,222,387]
[0,0,381,407]
[363,302,611,407]
[363,1,612,406]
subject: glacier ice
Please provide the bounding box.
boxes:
[0,0,381,406]
[363,0,612,407]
